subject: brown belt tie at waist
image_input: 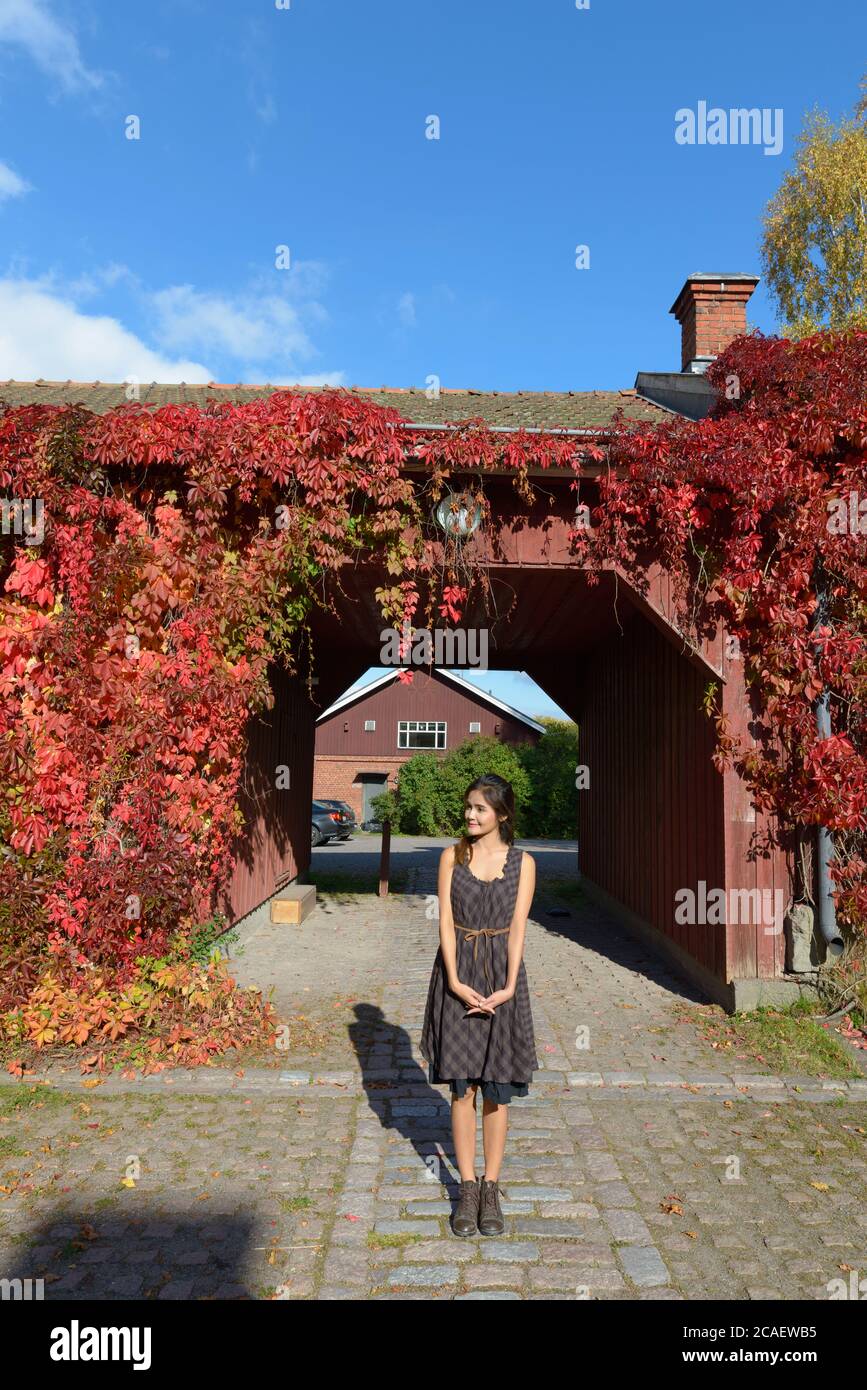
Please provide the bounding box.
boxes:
[454,923,510,995]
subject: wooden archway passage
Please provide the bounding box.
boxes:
[220,465,794,1010]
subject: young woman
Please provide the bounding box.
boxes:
[420,774,538,1237]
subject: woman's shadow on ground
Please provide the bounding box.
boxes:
[347,1002,491,1204]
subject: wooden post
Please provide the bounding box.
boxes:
[378,818,391,897]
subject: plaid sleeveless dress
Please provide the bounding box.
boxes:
[420,840,538,1104]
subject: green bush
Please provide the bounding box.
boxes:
[514,718,579,839]
[373,753,444,833]
[376,723,579,840]
[439,736,531,833]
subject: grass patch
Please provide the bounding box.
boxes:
[741,1100,866,1156]
[674,997,863,1077]
[0,1084,71,1118]
[279,1195,314,1212]
[366,1231,427,1250]
[305,869,409,896]
[542,877,589,912]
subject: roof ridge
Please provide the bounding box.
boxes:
[0,378,643,397]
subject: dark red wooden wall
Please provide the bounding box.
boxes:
[315,669,540,755]
[576,607,793,983]
[212,665,317,924]
[576,610,728,981]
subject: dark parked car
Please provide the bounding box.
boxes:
[315,800,357,841]
[312,800,346,847]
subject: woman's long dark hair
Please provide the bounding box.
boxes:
[454,774,516,867]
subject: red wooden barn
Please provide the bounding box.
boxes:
[313,668,546,824]
[3,273,804,1010]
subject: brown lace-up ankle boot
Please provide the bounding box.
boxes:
[451,1177,480,1236]
[478,1176,505,1235]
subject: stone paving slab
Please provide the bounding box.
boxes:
[4,1069,866,1100]
[2,844,866,1301]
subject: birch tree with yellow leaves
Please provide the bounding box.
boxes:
[761,76,867,338]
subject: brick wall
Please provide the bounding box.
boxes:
[670,275,759,371]
[313,754,408,820]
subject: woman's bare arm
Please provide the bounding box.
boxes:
[504,851,536,995]
[439,844,499,1012]
[437,845,459,990]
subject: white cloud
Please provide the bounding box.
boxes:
[149,283,315,362]
[268,371,346,387]
[145,273,344,381]
[240,17,277,125]
[0,278,210,381]
[253,92,277,125]
[0,0,102,92]
[0,271,346,385]
[397,292,416,327]
[66,262,135,299]
[0,160,31,202]
[146,279,345,383]
[433,282,457,305]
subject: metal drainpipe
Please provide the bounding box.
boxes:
[812,565,844,957]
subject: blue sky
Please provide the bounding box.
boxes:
[0,0,862,717]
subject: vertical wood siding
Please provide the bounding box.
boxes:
[577,611,728,978]
[215,665,317,924]
[720,651,792,980]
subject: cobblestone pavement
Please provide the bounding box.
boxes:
[2,838,867,1301]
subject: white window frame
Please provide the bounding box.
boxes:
[398,720,446,750]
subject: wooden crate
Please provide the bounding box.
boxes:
[270,885,317,925]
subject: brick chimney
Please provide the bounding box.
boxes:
[670,273,759,374]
